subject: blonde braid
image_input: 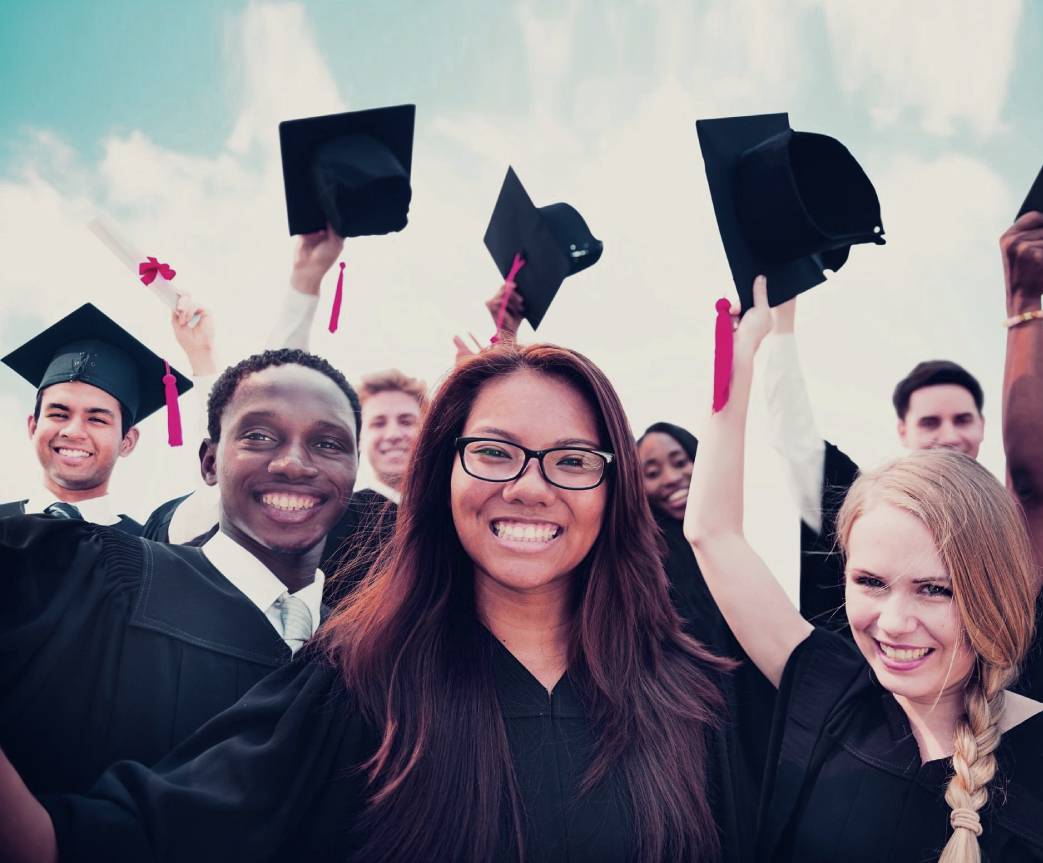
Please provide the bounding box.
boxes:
[937,668,1007,863]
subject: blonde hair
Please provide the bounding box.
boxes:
[835,449,1038,863]
[358,369,429,413]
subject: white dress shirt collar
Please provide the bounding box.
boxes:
[23,487,121,526]
[200,529,325,642]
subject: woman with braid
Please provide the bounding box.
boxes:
[687,276,1043,862]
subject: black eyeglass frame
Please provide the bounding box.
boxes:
[454,436,615,491]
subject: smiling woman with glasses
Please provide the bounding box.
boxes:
[0,343,749,863]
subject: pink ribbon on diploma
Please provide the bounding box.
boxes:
[490,253,526,345]
[139,257,176,286]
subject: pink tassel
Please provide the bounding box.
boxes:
[328,261,346,333]
[490,253,526,344]
[163,360,183,446]
[712,298,733,412]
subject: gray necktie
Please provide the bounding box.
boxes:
[273,593,313,654]
[44,502,84,520]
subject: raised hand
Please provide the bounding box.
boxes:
[1001,211,1043,314]
[171,293,216,375]
[290,224,345,296]
[486,280,526,343]
[732,274,772,362]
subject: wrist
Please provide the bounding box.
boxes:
[1008,292,1043,316]
[290,273,322,296]
[187,349,218,376]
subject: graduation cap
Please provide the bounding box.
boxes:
[1017,164,1043,219]
[483,166,603,330]
[1,303,193,446]
[279,104,415,238]
[696,112,885,310]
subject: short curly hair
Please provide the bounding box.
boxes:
[206,349,361,442]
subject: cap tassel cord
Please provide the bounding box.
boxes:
[490,253,526,344]
[328,261,346,333]
[162,360,183,446]
[712,298,733,412]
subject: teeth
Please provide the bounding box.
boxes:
[57,448,91,458]
[879,643,931,662]
[260,493,320,512]
[492,521,561,543]
[668,489,688,503]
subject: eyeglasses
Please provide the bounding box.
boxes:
[455,437,614,491]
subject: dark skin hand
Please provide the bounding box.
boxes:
[1001,210,1043,578]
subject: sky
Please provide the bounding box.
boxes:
[1,0,1040,598]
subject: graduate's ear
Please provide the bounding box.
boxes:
[118,427,140,457]
[896,418,908,447]
[27,414,37,439]
[200,439,218,487]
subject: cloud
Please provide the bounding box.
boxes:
[809,0,1023,137]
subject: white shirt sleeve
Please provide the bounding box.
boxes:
[266,289,320,350]
[761,333,826,535]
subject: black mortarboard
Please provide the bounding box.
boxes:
[697,113,885,309]
[1,303,192,436]
[483,167,603,330]
[1017,165,1043,219]
[279,104,415,237]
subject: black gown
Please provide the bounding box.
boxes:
[0,516,298,796]
[655,512,777,816]
[758,627,1043,862]
[320,487,397,606]
[40,628,753,862]
[0,498,144,534]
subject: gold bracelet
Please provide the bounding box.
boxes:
[1005,309,1043,328]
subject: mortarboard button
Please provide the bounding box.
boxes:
[279,104,415,238]
[483,166,603,330]
[1,303,193,446]
[696,112,885,311]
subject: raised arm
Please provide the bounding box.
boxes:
[1001,211,1043,576]
[268,226,345,350]
[684,276,813,687]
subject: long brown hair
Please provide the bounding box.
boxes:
[323,343,730,862]
[836,449,1038,863]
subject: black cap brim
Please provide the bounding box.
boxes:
[279,104,415,237]
[1017,164,1043,219]
[1,303,192,425]
[697,113,835,310]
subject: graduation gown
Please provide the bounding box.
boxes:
[42,627,753,863]
[0,516,297,796]
[0,498,144,535]
[757,628,1043,861]
[320,487,397,606]
[797,440,858,631]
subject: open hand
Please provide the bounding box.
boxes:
[171,294,216,375]
[1001,211,1043,313]
[291,224,345,296]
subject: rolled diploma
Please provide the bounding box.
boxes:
[88,216,201,327]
